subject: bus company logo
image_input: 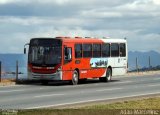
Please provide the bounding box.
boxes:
[81,70,87,74]
[90,58,108,68]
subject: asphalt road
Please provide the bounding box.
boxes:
[0,73,160,109]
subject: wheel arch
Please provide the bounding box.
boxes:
[107,66,112,76]
[74,68,80,78]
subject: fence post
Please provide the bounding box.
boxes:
[16,60,18,83]
[0,61,1,82]
[149,56,151,71]
[136,57,139,73]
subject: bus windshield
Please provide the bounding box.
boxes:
[28,39,62,66]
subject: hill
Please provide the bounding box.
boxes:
[128,51,160,70]
[0,54,27,78]
[0,51,160,78]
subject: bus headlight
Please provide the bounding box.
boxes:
[56,67,61,73]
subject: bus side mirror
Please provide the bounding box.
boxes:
[24,48,26,54]
[24,43,29,54]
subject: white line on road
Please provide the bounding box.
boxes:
[78,87,123,94]
[96,87,122,92]
[0,85,25,88]
[148,84,160,87]
[34,94,65,98]
[0,87,47,93]
[0,89,26,93]
[115,81,133,84]
[26,91,160,109]
[153,78,160,80]
[0,93,65,103]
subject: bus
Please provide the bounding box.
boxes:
[24,37,128,85]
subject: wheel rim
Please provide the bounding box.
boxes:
[106,69,111,81]
[107,73,111,81]
[72,71,78,85]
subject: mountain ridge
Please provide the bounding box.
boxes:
[128,50,160,70]
[0,51,160,72]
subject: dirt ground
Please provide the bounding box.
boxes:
[0,78,16,86]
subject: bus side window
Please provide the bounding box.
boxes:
[93,44,101,57]
[120,43,126,57]
[83,44,92,58]
[75,44,82,58]
[102,43,110,57]
[111,43,119,57]
[64,47,72,63]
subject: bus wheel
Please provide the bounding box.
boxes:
[99,68,112,82]
[106,68,112,82]
[71,70,79,85]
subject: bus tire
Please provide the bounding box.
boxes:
[99,68,112,82]
[71,70,79,85]
[106,68,112,82]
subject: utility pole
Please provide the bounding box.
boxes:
[136,57,139,73]
[16,61,18,83]
[0,61,1,82]
[149,56,151,70]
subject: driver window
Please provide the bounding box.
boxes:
[64,47,72,63]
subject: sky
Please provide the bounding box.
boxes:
[0,0,160,53]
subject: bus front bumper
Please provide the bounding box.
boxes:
[28,71,62,81]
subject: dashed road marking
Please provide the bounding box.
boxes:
[34,94,65,98]
[96,87,122,92]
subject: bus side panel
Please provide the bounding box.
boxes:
[62,43,75,81]
[78,58,106,78]
[62,58,106,80]
[112,58,127,76]
[107,55,127,76]
[85,68,106,78]
[62,70,73,80]
[75,58,91,79]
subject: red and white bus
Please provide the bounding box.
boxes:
[24,37,127,85]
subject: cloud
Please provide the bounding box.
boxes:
[0,0,135,17]
[0,0,160,53]
[81,9,123,18]
[153,0,160,5]
[0,0,20,4]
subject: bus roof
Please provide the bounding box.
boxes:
[101,38,127,43]
[31,37,127,43]
[58,37,127,43]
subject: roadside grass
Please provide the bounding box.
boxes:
[82,97,160,109]
[17,97,160,115]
